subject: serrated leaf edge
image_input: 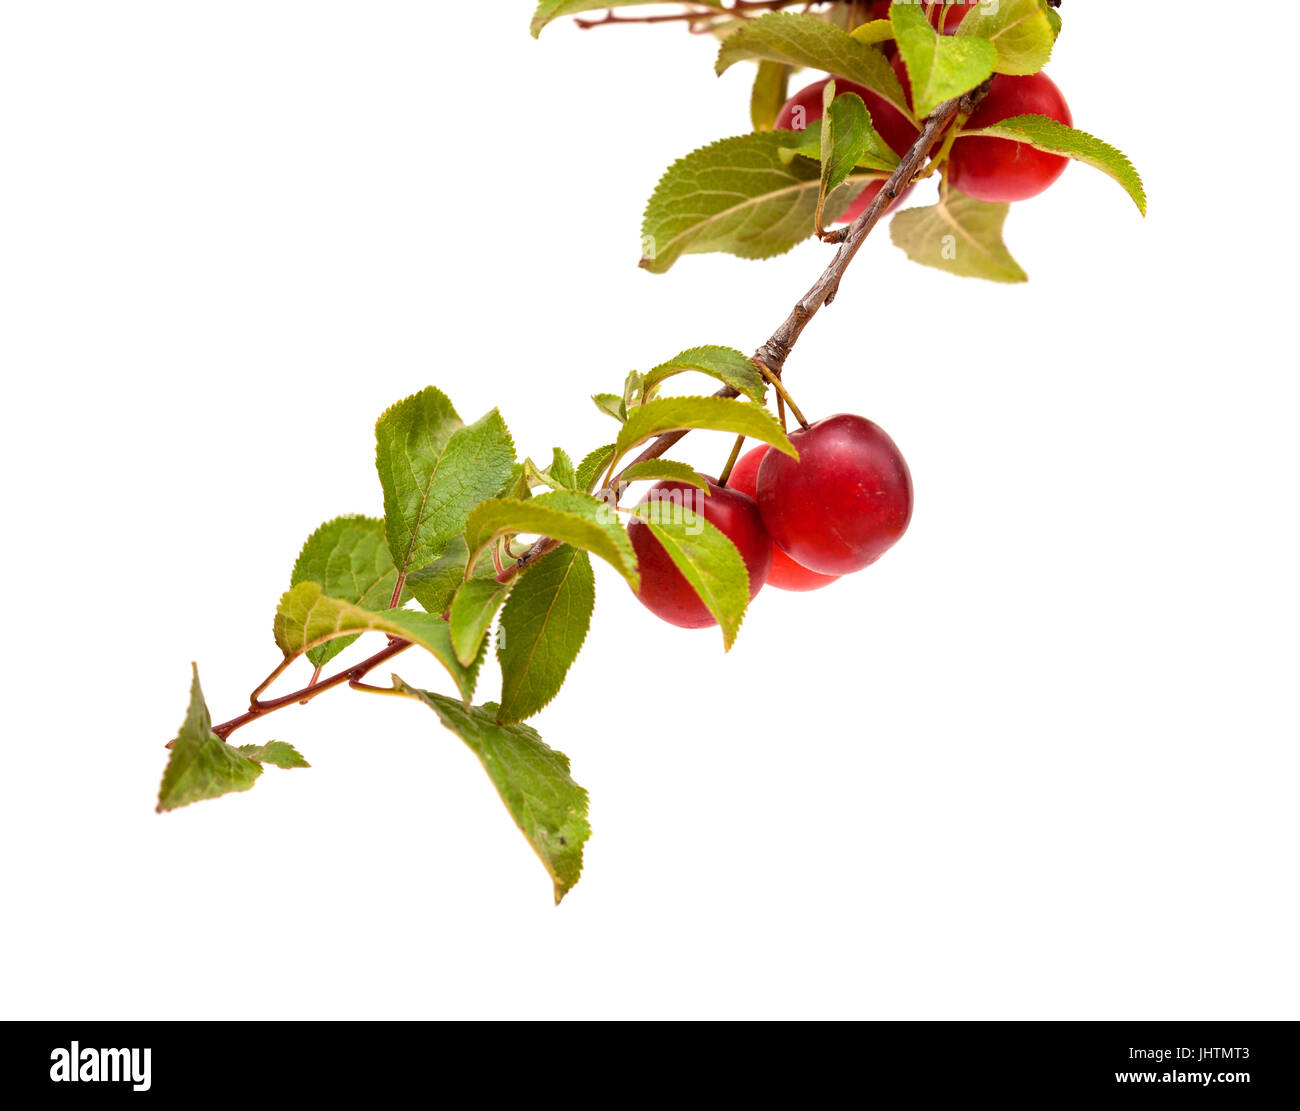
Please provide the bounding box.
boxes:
[496,547,595,725]
[961,114,1148,215]
[390,676,592,904]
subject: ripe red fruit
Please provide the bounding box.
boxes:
[775,71,918,223]
[727,446,840,593]
[756,415,913,576]
[628,479,773,629]
[948,72,1073,203]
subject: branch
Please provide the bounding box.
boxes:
[754,83,986,371]
[202,84,990,740]
[574,1,819,30]
[204,638,412,742]
[502,82,988,582]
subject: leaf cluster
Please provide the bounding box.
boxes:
[158,2,1149,905]
[163,359,799,900]
[630,2,1143,283]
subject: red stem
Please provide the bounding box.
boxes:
[206,638,413,742]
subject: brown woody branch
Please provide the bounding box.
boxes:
[203,83,988,741]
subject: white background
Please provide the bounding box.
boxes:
[2,2,1296,1020]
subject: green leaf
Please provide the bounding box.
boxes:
[849,19,894,46]
[956,0,1056,76]
[464,491,639,590]
[375,386,458,559]
[501,465,533,504]
[290,516,404,668]
[392,678,591,904]
[641,345,767,404]
[520,448,578,493]
[376,388,516,576]
[641,132,881,272]
[617,460,711,490]
[1046,6,1062,37]
[530,0,719,38]
[631,500,751,651]
[622,369,646,411]
[449,577,512,667]
[614,396,796,464]
[498,462,532,502]
[960,114,1148,215]
[814,86,890,230]
[497,546,595,725]
[405,536,494,617]
[592,392,625,422]
[779,109,900,175]
[158,665,263,812]
[236,741,311,769]
[717,12,912,120]
[274,582,480,701]
[892,2,997,118]
[575,445,616,495]
[520,459,548,490]
[546,448,577,490]
[750,60,790,132]
[890,188,1028,282]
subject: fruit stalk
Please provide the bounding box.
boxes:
[717,434,747,488]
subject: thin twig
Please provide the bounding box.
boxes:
[575,1,817,30]
[204,638,413,742]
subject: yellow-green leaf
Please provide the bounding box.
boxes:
[641,345,768,404]
[957,0,1056,76]
[751,60,791,132]
[274,582,480,701]
[960,114,1147,215]
[614,396,796,465]
[892,2,997,118]
[890,189,1028,283]
[717,12,912,120]
[464,491,639,590]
